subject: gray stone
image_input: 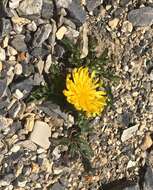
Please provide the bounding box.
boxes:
[10,35,27,52]
[0,18,12,38]
[41,0,54,19]
[30,47,50,58]
[0,174,15,186]
[67,0,86,26]
[17,0,43,16]
[10,77,36,97]
[33,24,52,47]
[50,182,65,190]
[124,184,140,190]
[21,63,34,77]
[86,0,102,12]
[143,166,153,190]
[0,0,13,17]
[119,0,131,7]
[30,121,51,149]
[0,80,7,98]
[128,7,153,27]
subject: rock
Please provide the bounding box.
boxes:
[9,121,22,135]
[102,179,140,190]
[41,0,54,19]
[108,18,119,30]
[30,47,50,58]
[21,62,34,77]
[128,7,153,27]
[36,59,44,74]
[0,174,15,186]
[119,0,131,7]
[50,182,65,190]
[141,133,153,151]
[121,125,139,142]
[122,20,133,33]
[17,0,43,16]
[123,184,140,190]
[10,35,27,52]
[8,100,24,118]
[33,24,52,47]
[143,166,153,190]
[86,0,102,12]
[7,46,18,56]
[0,61,2,72]
[9,0,22,9]
[14,63,23,75]
[0,47,6,61]
[10,78,36,97]
[0,80,7,98]
[127,160,136,169]
[27,21,37,31]
[55,0,72,8]
[67,0,86,26]
[10,145,20,153]
[56,26,67,40]
[0,18,12,38]
[54,44,65,59]
[30,121,51,149]
[14,89,24,99]
[121,111,133,127]
[44,54,52,73]
[11,16,31,26]
[0,116,12,131]
[2,36,9,48]
[18,140,37,151]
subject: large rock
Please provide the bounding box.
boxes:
[67,0,86,26]
[56,0,86,26]
[30,121,51,149]
[17,0,43,16]
[41,0,54,19]
[128,7,153,27]
[10,35,27,52]
[32,24,52,47]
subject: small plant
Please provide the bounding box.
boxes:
[28,36,119,171]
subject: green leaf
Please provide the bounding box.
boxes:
[77,137,94,159]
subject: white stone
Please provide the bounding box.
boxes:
[0,47,6,61]
[17,0,43,16]
[14,89,24,99]
[56,26,67,40]
[121,125,139,142]
[9,0,22,9]
[14,64,23,75]
[27,21,37,31]
[10,145,20,153]
[127,160,136,168]
[30,121,51,149]
[108,18,119,30]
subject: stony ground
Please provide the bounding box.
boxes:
[0,0,153,190]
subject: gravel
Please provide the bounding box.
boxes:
[0,0,153,189]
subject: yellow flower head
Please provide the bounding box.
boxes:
[63,67,107,117]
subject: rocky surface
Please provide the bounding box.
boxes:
[0,0,153,190]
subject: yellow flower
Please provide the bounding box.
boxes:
[63,67,107,117]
